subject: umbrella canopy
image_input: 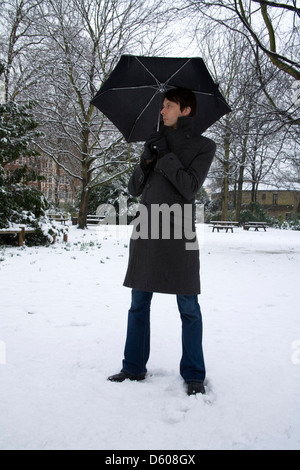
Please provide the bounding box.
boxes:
[91,55,231,142]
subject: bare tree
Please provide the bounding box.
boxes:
[195,31,254,220]
[0,0,174,228]
[0,0,46,102]
[1,0,172,228]
[190,22,296,219]
[181,0,300,128]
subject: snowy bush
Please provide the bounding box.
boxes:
[239,202,272,224]
[0,84,65,245]
[272,213,300,231]
[0,182,66,246]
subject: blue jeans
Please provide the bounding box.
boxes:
[122,289,206,383]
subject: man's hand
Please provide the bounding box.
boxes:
[142,133,160,164]
[148,132,169,159]
[142,132,169,167]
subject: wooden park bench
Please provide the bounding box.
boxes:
[0,225,68,246]
[48,214,67,225]
[243,222,268,232]
[209,221,239,233]
[86,215,106,225]
[0,226,35,247]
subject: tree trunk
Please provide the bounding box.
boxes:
[221,121,231,220]
[251,182,257,210]
[236,164,245,221]
[55,163,60,208]
[235,112,251,221]
[77,121,92,229]
[236,144,247,221]
[78,186,90,229]
[221,172,229,221]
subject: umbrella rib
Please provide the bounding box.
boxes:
[193,91,215,97]
[128,90,161,141]
[134,57,161,87]
[193,90,230,105]
[99,85,160,94]
[164,59,192,86]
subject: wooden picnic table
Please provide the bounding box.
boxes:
[243,222,268,232]
[209,221,239,233]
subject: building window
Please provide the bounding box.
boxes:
[273,194,278,205]
[262,193,266,201]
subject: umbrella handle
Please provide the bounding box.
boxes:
[156,109,161,132]
[156,93,164,132]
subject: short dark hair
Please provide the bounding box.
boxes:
[164,88,197,117]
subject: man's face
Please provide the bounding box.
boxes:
[161,98,191,129]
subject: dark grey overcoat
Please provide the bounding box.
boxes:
[123,117,216,295]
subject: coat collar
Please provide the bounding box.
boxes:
[158,117,197,156]
[160,116,195,137]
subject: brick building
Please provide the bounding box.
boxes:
[240,185,300,219]
[211,183,300,220]
[5,155,79,208]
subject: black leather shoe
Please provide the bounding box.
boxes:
[187,382,206,396]
[108,372,146,382]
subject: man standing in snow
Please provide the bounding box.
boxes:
[108,88,216,395]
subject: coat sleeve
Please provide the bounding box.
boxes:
[128,159,154,197]
[154,139,216,200]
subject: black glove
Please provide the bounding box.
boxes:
[142,133,161,163]
[148,132,169,159]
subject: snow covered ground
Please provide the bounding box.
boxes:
[0,224,299,450]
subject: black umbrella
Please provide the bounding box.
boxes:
[91,55,231,142]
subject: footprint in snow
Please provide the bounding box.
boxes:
[162,379,216,423]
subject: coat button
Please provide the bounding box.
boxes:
[186,134,191,139]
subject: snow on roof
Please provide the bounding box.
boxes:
[242,182,300,192]
[207,182,300,194]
